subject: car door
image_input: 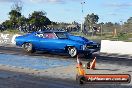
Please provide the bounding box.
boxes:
[31,32,45,50]
[38,32,60,51]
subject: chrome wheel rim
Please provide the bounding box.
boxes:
[24,43,32,51]
[68,47,77,57]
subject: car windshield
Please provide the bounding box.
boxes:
[55,32,68,39]
[43,32,57,39]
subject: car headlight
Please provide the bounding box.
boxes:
[82,45,87,50]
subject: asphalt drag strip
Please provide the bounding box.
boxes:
[0,70,132,88]
[0,46,132,88]
[0,53,74,70]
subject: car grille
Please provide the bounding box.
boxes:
[86,44,99,49]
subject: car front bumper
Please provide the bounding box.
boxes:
[79,44,100,54]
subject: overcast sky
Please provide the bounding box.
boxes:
[0,0,132,24]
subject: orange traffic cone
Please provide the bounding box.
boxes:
[90,57,96,69]
[76,55,85,75]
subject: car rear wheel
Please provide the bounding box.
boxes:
[68,47,77,57]
[22,43,35,53]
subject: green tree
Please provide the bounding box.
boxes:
[103,22,114,32]
[84,13,99,27]
[18,16,27,26]
[84,13,99,35]
[9,10,21,21]
[11,0,23,13]
[28,11,51,27]
[127,17,132,23]
[124,17,132,32]
[9,9,22,28]
[2,20,12,28]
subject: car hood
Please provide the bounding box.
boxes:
[68,35,96,44]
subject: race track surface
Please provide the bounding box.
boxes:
[0,46,132,88]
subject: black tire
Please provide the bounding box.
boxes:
[77,76,86,85]
[22,43,35,53]
[68,47,77,57]
[76,74,79,82]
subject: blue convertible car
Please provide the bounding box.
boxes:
[15,31,100,57]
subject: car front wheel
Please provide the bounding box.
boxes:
[22,43,35,53]
[68,47,77,57]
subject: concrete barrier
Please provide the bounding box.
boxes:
[11,34,21,44]
[0,33,10,45]
[0,33,21,45]
[100,40,132,55]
